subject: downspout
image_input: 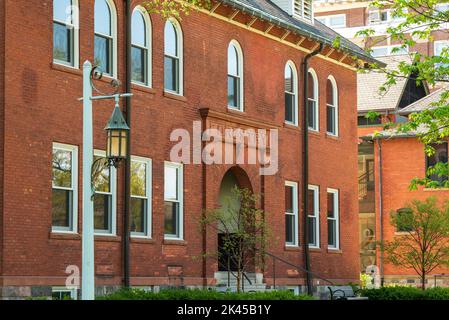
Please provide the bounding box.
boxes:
[377,139,384,286]
[302,43,323,296]
[123,0,132,288]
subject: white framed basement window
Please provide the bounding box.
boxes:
[327,188,340,250]
[285,181,299,246]
[52,143,78,233]
[130,156,152,238]
[308,184,320,248]
[52,287,77,300]
[164,161,184,240]
[93,150,117,236]
[53,0,79,68]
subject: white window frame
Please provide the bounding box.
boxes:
[285,181,299,247]
[316,14,346,28]
[93,149,117,236]
[52,287,78,300]
[53,0,79,68]
[326,75,339,137]
[131,6,152,88]
[164,161,184,240]
[164,18,184,96]
[327,188,340,250]
[308,68,319,132]
[434,40,449,56]
[227,40,244,112]
[292,0,314,23]
[371,45,409,57]
[94,0,118,78]
[284,61,298,126]
[130,156,152,239]
[308,184,320,249]
[52,143,78,234]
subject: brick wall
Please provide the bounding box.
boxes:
[0,0,360,293]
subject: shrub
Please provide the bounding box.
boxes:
[359,286,449,300]
[98,288,314,300]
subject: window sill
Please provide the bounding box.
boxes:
[227,107,245,114]
[49,232,81,240]
[163,239,187,246]
[132,83,156,94]
[423,187,449,192]
[131,237,155,244]
[284,122,300,131]
[308,129,320,136]
[284,245,301,251]
[327,248,342,254]
[308,247,321,252]
[94,235,121,242]
[163,91,186,102]
[325,133,340,140]
[51,62,82,76]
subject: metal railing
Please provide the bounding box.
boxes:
[358,169,374,200]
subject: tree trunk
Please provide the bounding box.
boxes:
[236,271,241,293]
[421,272,426,291]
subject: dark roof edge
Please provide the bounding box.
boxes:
[220,0,385,67]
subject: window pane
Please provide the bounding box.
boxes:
[308,216,316,245]
[327,105,335,134]
[285,65,293,92]
[327,192,335,218]
[308,100,316,129]
[132,10,146,47]
[285,185,293,213]
[93,156,110,193]
[164,166,178,200]
[94,35,111,74]
[164,201,179,236]
[228,44,238,76]
[285,214,294,244]
[131,46,146,83]
[326,79,334,106]
[426,143,448,182]
[53,149,72,188]
[53,22,72,63]
[94,194,111,231]
[227,76,239,108]
[328,220,336,246]
[285,93,294,123]
[329,15,345,27]
[131,161,146,197]
[130,198,147,234]
[308,189,315,216]
[308,73,315,99]
[164,21,177,57]
[164,56,178,92]
[52,189,72,228]
[54,0,72,23]
[95,0,111,36]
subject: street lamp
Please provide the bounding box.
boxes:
[80,60,132,300]
[105,100,130,168]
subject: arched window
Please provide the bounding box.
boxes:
[285,61,298,125]
[164,19,183,95]
[132,7,151,86]
[53,0,79,67]
[326,76,339,136]
[227,41,243,111]
[94,0,117,76]
[307,69,319,131]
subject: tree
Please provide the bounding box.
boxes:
[383,197,449,290]
[142,0,211,20]
[200,186,271,293]
[356,1,449,188]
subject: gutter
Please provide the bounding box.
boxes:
[218,0,383,67]
[377,139,384,286]
[123,0,132,288]
[302,43,324,296]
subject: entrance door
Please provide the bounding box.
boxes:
[218,233,239,271]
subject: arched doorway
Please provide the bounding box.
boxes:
[217,167,253,272]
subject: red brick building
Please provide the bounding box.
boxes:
[0,0,375,299]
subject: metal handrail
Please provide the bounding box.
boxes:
[263,251,335,288]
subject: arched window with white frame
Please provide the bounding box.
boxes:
[164,19,183,95]
[131,7,152,86]
[285,61,298,125]
[227,40,244,111]
[94,0,117,77]
[307,68,319,131]
[326,76,339,136]
[53,0,79,67]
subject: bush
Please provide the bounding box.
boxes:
[360,286,449,300]
[98,288,314,300]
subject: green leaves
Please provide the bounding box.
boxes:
[142,0,211,20]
